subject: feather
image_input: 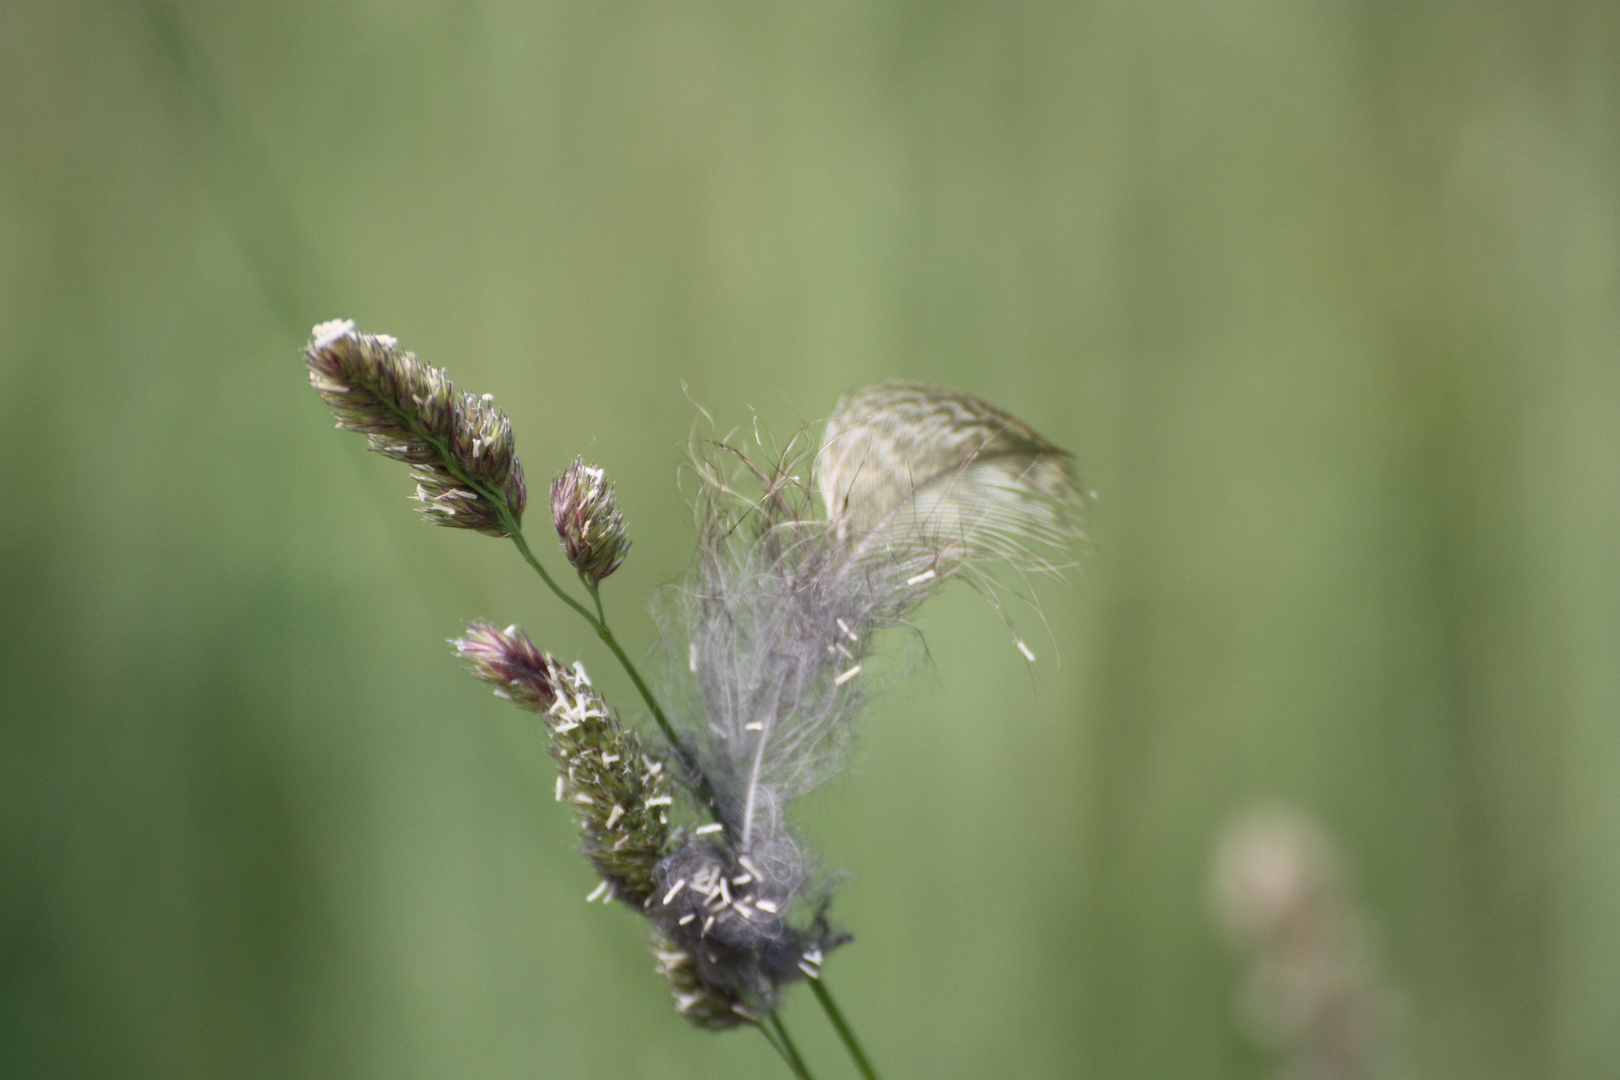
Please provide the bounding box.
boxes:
[817,380,1082,568]
[649,382,1083,1021]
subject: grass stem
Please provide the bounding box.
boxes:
[768,1014,815,1080]
[809,977,881,1080]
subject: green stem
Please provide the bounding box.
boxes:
[501,517,681,742]
[501,513,721,815]
[755,1021,798,1077]
[809,977,881,1080]
[769,1014,815,1080]
[585,577,608,625]
[503,521,602,630]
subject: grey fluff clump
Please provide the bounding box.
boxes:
[648,385,1082,1023]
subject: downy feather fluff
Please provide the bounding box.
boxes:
[647,382,1082,1025]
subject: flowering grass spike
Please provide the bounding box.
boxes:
[552,458,632,584]
[304,319,526,536]
[455,621,671,905]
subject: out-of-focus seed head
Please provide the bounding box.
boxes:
[1212,808,1397,1080]
[305,320,527,537]
[454,622,670,904]
[551,458,631,584]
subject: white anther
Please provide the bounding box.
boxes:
[645,795,673,808]
[311,319,355,346]
[503,623,518,635]
[702,915,715,936]
[554,776,564,802]
[663,879,687,905]
[743,721,764,732]
[585,881,609,903]
[797,961,821,979]
[834,665,861,686]
[678,913,696,925]
[836,618,859,642]
[755,898,779,913]
[694,823,725,835]
[689,643,699,672]
[605,805,624,830]
[738,855,763,878]
[906,568,936,585]
[1016,640,1037,662]
[731,874,753,886]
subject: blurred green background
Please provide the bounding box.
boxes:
[3,3,1618,1078]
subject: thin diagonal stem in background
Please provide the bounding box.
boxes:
[809,978,881,1080]
[135,0,324,331]
[769,1015,815,1080]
